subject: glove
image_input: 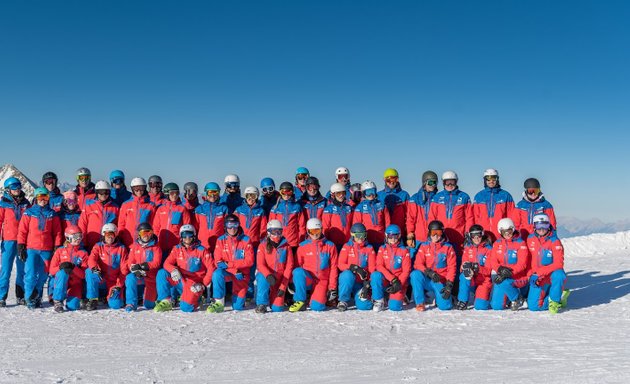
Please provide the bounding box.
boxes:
[440,281,454,300]
[386,277,402,293]
[217,261,228,269]
[109,286,121,298]
[497,266,513,279]
[349,264,369,280]
[424,269,441,283]
[234,272,244,281]
[266,274,276,287]
[462,266,474,280]
[276,289,285,297]
[130,264,146,277]
[59,261,75,274]
[170,269,182,282]
[327,289,338,302]
[17,244,27,262]
[190,283,205,293]
[91,267,102,278]
[358,281,371,301]
[140,262,150,271]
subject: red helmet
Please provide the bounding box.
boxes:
[64,225,82,237]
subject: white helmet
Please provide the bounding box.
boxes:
[497,218,515,233]
[361,180,377,191]
[224,174,240,184]
[95,180,111,190]
[483,168,499,177]
[267,219,283,231]
[442,171,458,181]
[330,183,346,194]
[306,218,322,230]
[335,167,349,176]
[130,177,147,187]
[533,214,550,224]
[244,186,259,196]
[101,223,118,235]
[179,224,196,236]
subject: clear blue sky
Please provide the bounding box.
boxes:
[1,1,629,221]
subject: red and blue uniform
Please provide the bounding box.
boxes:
[269,198,305,248]
[526,230,566,311]
[220,193,244,215]
[48,187,64,212]
[301,194,328,222]
[86,240,128,309]
[259,192,280,218]
[337,240,375,310]
[255,238,295,312]
[153,199,192,256]
[149,192,167,208]
[352,199,390,248]
[0,191,30,301]
[429,189,473,254]
[234,201,268,246]
[184,197,200,228]
[378,185,410,238]
[371,243,411,311]
[406,189,437,244]
[293,237,338,311]
[194,200,228,253]
[322,201,353,249]
[59,207,81,234]
[49,244,88,311]
[473,186,515,241]
[211,233,255,310]
[118,194,156,247]
[122,236,162,310]
[111,186,132,207]
[410,238,457,310]
[512,193,557,240]
[74,183,96,212]
[78,198,120,251]
[457,239,493,310]
[488,235,530,310]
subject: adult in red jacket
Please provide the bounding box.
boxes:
[472,169,515,241]
[290,218,339,312]
[148,175,168,208]
[49,225,88,312]
[455,224,493,310]
[526,214,569,313]
[86,223,128,310]
[488,218,530,311]
[41,171,63,212]
[269,182,306,251]
[59,191,81,233]
[194,182,228,253]
[0,177,30,306]
[183,182,200,228]
[352,180,390,249]
[300,177,328,222]
[18,188,63,309]
[122,222,162,311]
[337,223,376,311]
[322,183,354,250]
[207,215,255,313]
[378,168,410,239]
[370,224,411,312]
[254,220,295,313]
[153,183,192,258]
[154,224,214,313]
[406,171,439,247]
[410,221,457,311]
[511,178,558,240]
[429,171,473,256]
[74,167,96,212]
[78,180,120,251]
[293,167,309,201]
[118,177,156,247]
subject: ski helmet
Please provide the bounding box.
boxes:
[428,220,445,231]
[204,182,220,192]
[422,171,438,185]
[335,167,349,176]
[184,182,198,197]
[3,177,21,190]
[279,181,293,191]
[109,170,125,182]
[76,167,91,177]
[42,171,58,183]
[350,223,367,234]
[305,177,320,187]
[383,168,399,179]
[130,177,147,187]
[137,222,153,233]
[306,218,322,230]
[266,219,283,231]
[385,224,401,236]
[225,214,240,229]
[468,224,484,235]
[244,186,259,197]
[330,183,345,194]
[260,177,275,189]
[497,218,515,233]
[163,183,179,193]
[64,225,82,241]
[484,168,499,178]
[101,223,118,235]
[524,178,541,189]
[533,214,551,231]
[148,175,162,187]
[224,174,240,185]
[179,224,196,237]
[34,187,49,197]
[442,171,458,181]
[94,180,111,191]
[296,167,309,175]
[360,180,377,192]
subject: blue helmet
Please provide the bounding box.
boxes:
[109,170,125,182]
[385,224,401,236]
[34,187,49,197]
[296,167,309,175]
[204,182,220,192]
[260,177,275,189]
[350,223,367,234]
[3,177,22,190]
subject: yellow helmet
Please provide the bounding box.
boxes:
[383,168,399,179]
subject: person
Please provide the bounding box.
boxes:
[220,174,244,214]
[322,183,354,250]
[410,221,457,311]
[429,171,473,256]
[254,220,295,313]
[74,167,96,211]
[59,191,81,232]
[269,181,305,253]
[325,167,352,202]
[472,169,515,241]
[370,224,411,312]
[85,223,128,310]
[152,183,192,258]
[526,214,570,313]
[290,218,338,312]
[293,167,310,201]
[512,178,557,240]
[109,170,132,207]
[182,182,200,228]
[348,183,362,208]
[352,180,390,249]
[455,224,493,310]
[194,182,228,253]
[300,176,327,221]
[406,171,439,248]
[488,218,530,311]
[49,225,88,312]
[378,168,410,239]
[154,224,214,313]
[17,187,62,309]
[118,177,156,247]
[207,215,255,313]
[78,180,120,251]
[41,171,63,212]
[337,223,376,311]
[147,175,167,208]
[122,222,163,311]
[0,177,30,306]
[259,177,279,218]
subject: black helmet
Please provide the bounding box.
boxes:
[137,222,153,232]
[225,214,240,227]
[468,224,484,234]
[305,177,320,187]
[422,170,438,184]
[184,182,198,193]
[163,183,179,193]
[148,175,162,185]
[279,181,293,191]
[524,178,540,189]
[42,171,58,183]
[428,220,444,231]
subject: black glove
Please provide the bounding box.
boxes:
[462,266,475,280]
[386,277,402,293]
[130,264,146,277]
[59,261,75,274]
[424,269,441,283]
[327,289,338,302]
[91,267,102,278]
[17,244,27,262]
[349,264,368,281]
[266,274,276,287]
[109,286,121,298]
[440,281,454,300]
[276,289,285,297]
[140,262,150,271]
[497,266,513,279]
[358,281,371,301]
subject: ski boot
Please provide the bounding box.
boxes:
[289,301,306,313]
[373,299,385,312]
[86,299,99,311]
[124,304,135,312]
[560,290,570,308]
[415,303,426,312]
[154,300,173,313]
[255,304,267,314]
[206,300,225,314]
[510,295,524,311]
[337,301,348,312]
[53,300,65,313]
[455,300,468,310]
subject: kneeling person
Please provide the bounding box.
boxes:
[86,223,128,310]
[371,225,411,312]
[49,225,88,312]
[337,223,376,311]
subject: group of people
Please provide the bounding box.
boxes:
[0,166,569,314]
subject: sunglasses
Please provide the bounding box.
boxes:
[268,228,283,236]
[296,173,308,180]
[535,222,551,230]
[484,175,498,181]
[43,178,56,185]
[443,181,457,187]
[262,186,275,194]
[139,229,153,237]
[385,176,399,183]
[425,179,437,186]
[111,178,124,185]
[351,232,367,240]
[429,229,443,237]
[180,231,195,239]
[77,175,90,182]
[526,188,540,195]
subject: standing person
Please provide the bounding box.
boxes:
[348,183,362,208]
[78,180,119,251]
[325,167,352,202]
[220,174,244,214]
[488,218,530,311]
[290,218,338,312]
[41,171,63,212]
[269,181,306,253]
[109,170,132,207]
[207,215,255,313]
[122,222,162,311]
[336,223,376,311]
[512,178,557,240]
[153,183,192,259]
[74,167,96,212]
[370,224,411,312]
[352,180,390,249]
[472,169,515,242]
[154,224,214,313]
[194,182,228,253]
[527,214,570,313]
[378,168,410,239]
[455,225,493,310]
[259,177,279,218]
[49,225,88,312]
[118,177,156,247]
[182,182,200,228]
[293,167,310,201]
[59,191,81,232]
[254,220,295,313]
[17,187,63,309]
[147,175,167,208]
[0,177,30,306]
[300,177,327,221]
[322,183,354,250]
[406,170,439,248]
[85,223,128,310]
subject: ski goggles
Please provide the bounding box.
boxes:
[279,188,294,196]
[429,229,443,237]
[268,228,283,236]
[138,229,153,237]
[64,198,78,206]
[337,174,349,181]
[225,182,239,189]
[363,188,376,197]
[500,227,515,236]
[351,232,367,241]
[245,193,258,200]
[96,190,110,195]
[443,181,457,187]
[296,173,309,180]
[180,231,195,239]
[484,175,498,181]
[102,231,116,237]
[6,182,22,190]
[77,175,91,182]
[307,228,322,236]
[534,221,551,230]
[332,191,346,198]
[261,186,275,194]
[526,188,540,195]
[384,176,398,183]
[36,194,50,202]
[131,186,146,192]
[43,177,57,185]
[425,179,437,187]
[111,178,124,185]
[65,233,83,243]
[225,221,239,229]
[469,230,484,238]
[206,190,220,197]
[386,233,400,240]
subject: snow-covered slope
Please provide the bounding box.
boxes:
[0,232,628,383]
[0,164,38,200]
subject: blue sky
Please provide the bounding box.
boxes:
[1,1,629,221]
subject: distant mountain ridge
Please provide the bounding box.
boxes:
[557,216,630,238]
[0,164,38,200]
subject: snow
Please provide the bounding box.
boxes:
[1,232,629,383]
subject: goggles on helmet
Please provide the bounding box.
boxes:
[337,174,349,181]
[425,179,437,187]
[526,188,540,195]
[268,228,283,237]
[36,194,50,202]
[225,182,239,189]
[296,173,308,181]
[149,181,162,189]
[364,188,376,197]
[262,186,275,194]
[484,175,498,181]
[206,190,220,197]
[500,227,515,236]
[385,176,398,183]
[111,178,124,185]
[307,228,322,236]
[43,177,56,185]
[280,188,293,196]
[443,181,457,187]
[535,221,551,230]
[180,231,195,239]
[103,231,116,237]
[469,230,484,238]
[77,175,90,182]
[66,233,83,243]
[351,231,367,241]
[245,193,258,200]
[226,221,239,229]
[138,229,153,237]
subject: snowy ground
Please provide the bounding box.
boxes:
[1,232,629,383]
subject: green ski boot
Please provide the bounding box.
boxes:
[560,290,570,308]
[206,300,225,313]
[548,299,561,314]
[289,301,305,313]
[154,299,173,312]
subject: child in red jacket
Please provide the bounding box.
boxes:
[371,224,411,312]
[50,225,88,312]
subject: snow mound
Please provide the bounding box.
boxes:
[563,230,630,257]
